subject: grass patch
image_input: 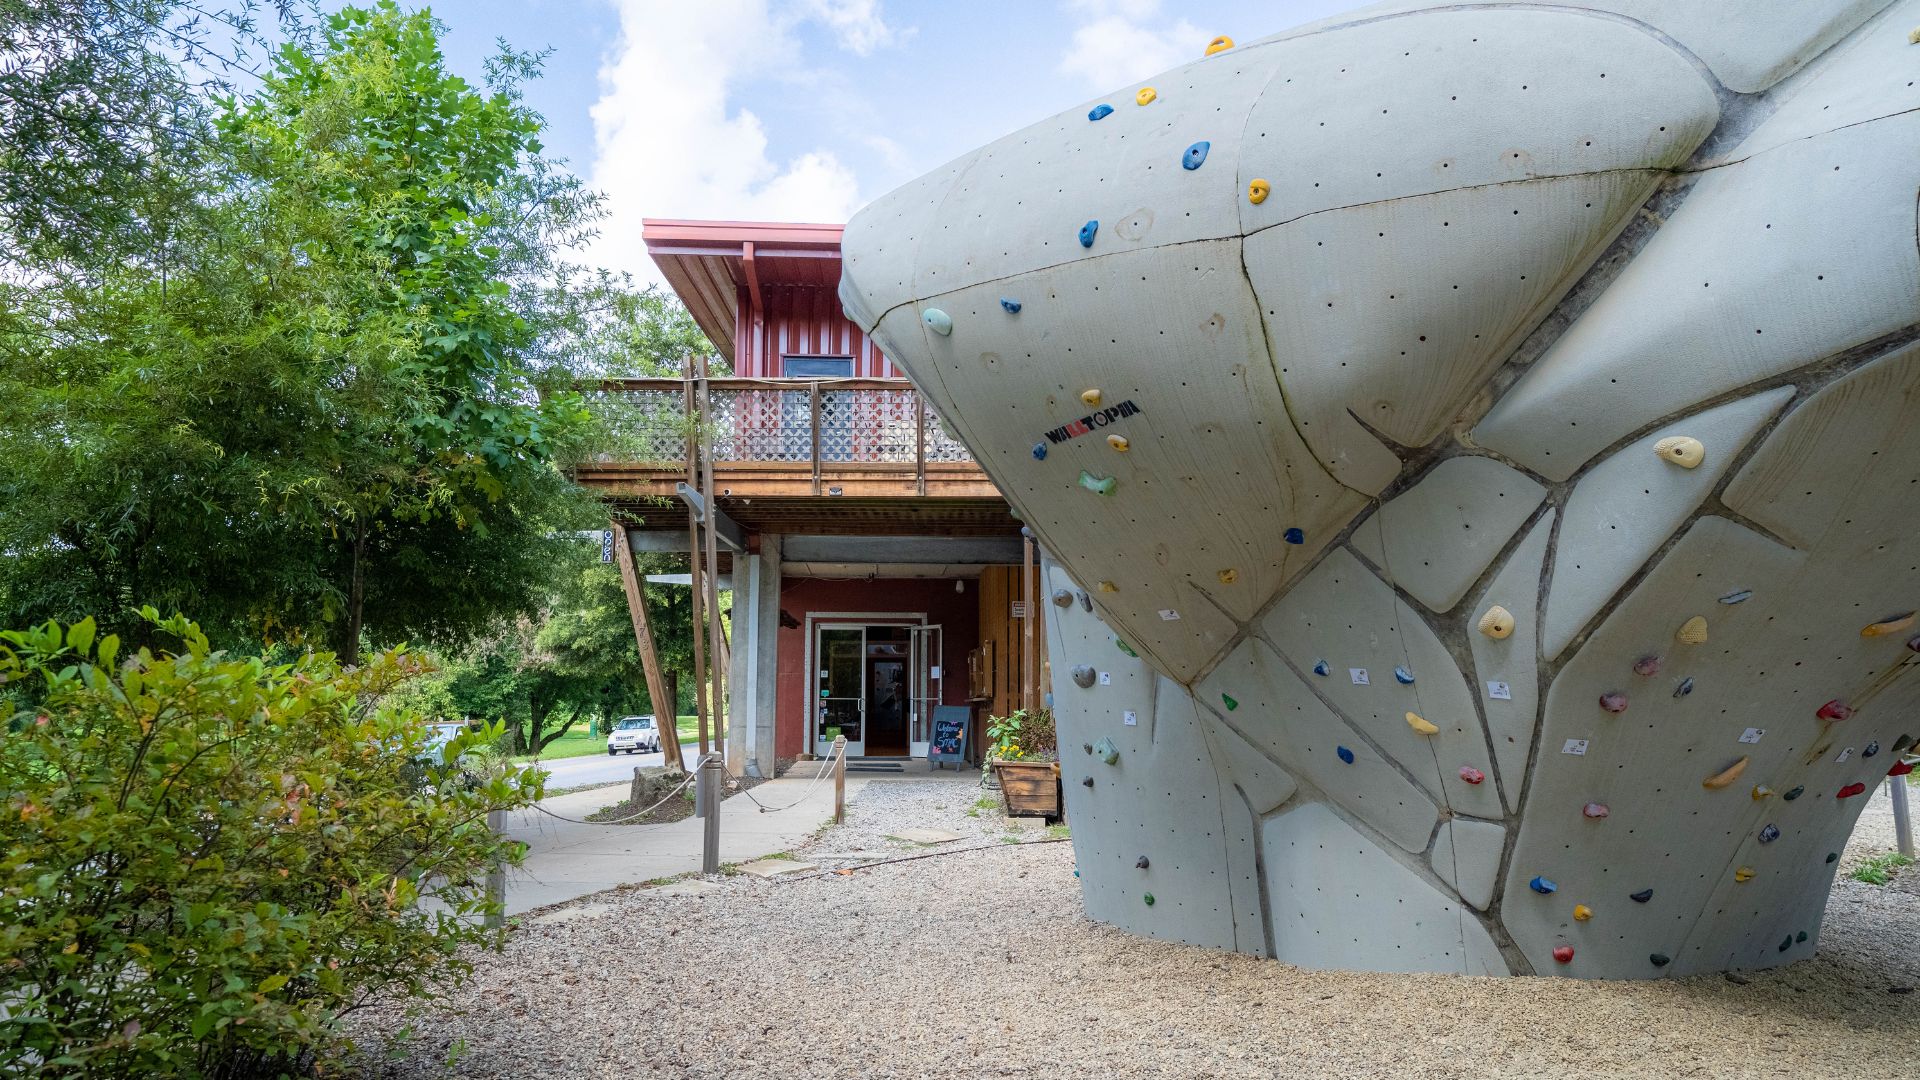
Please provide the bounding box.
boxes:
[967,793,1000,819]
[1851,852,1915,885]
[1046,823,1071,840]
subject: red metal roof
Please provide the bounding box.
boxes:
[643,219,846,358]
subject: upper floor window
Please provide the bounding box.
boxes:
[783,355,853,378]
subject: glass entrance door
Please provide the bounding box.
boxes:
[907,624,943,758]
[818,627,865,757]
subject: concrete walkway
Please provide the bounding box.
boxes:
[501,770,872,914]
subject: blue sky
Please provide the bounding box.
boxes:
[425,0,1355,282]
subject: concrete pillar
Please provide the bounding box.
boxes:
[728,535,782,778]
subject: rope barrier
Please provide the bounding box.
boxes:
[739,740,846,813]
[528,765,700,825]
[779,836,1073,882]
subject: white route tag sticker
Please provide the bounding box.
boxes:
[1157,608,1181,621]
[1098,671,1112,686]
[1349,668,1370,685]
[1123,710,1138,727]
[1835,746,1855,764]
[1561,738,1589,756]
[1739,727,1765,745]
[1486,681,1512,701]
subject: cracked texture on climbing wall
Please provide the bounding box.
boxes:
[1349,457,1546,613]
[1467,510,1555,814]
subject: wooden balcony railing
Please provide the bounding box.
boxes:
[578,377,978,496]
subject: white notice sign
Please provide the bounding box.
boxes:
[1157,609,1181,621]
[1836,746,1855,764]
[1098,671,1112,686]
[1350,668,1370,685]
[1739,727,1765,744]
[1123,710,1138,726]
[1486,681,1512,700]
[1562,738,1590,756]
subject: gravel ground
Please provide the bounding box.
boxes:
[344,775,1920,1079]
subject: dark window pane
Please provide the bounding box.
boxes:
[783,355,853,378]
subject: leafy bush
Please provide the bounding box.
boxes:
[985,708,1057,763]
[0,612,541,1077]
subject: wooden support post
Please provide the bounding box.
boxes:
[914,394,927,496]
[697,354,728,769]
[612,523,682,768]
[833,734,847,825]
[1022,533,1037,715]
[809,380,823,495]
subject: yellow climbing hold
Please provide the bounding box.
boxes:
[1107,433,1130,452]
[1653,435,1705,469]
[1098,580,1119,593]
[1477,605,1515,640]
[1909,25,1920,43]
[1861,612,1916,637]
[1136,86,1157,106]
[1405,711,1440,736]
[1751,784,1774,801]
[1205,35,1234,55]
[1217,568,1238,585]
[1081,388,1103,407]
[1702,755,1749,790]
[1247,178,1270,205]
[1676,615,1709,645]
[1573,904,1593,922]
[1734,866,1756,883]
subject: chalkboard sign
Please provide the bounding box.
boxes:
[928,705,969,769]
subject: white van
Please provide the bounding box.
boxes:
[606,715,661,755]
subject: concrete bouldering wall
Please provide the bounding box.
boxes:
[843,0,1920,977]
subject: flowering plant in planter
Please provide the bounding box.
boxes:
[985,709,1061,821]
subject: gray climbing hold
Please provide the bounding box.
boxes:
[1529,875,1557,895]
[1673,676,1694,698]
[1135,855,1150,869]
[1784,786,1805,801]
[1079,220,1098,248]
[1650,953,1671,967]
[1082,776,1094,788]
[1313,659,1330,677]
[922,308,953,336]
[1182,140,1210,170]
[1071,665,1096,688]
[1630,888,1654,903]
[1082,742,1092,754]
[1864,740,1880,758]
[1719,589,1753,604]
[1087,103,1113,121]
[1077,590,1092,612]
[1093,737,1119,765]
[1000,298,1022,313]
[1759,823,1781,843]
[1335,745,1354,764]
[1392,665,1414,685]
[1032,442,1048,461]
[1052,588,1074,607]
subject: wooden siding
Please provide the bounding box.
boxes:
[736,284,898,379]
[974,565,1049,730]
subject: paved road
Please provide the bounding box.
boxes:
[528,746,707,790]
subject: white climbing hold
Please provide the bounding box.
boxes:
[922,308,953,336]
[1107,433,1130,452]
[1477,605,1515,639]
[1653,435,1705,468]
[1081,388,1103,407]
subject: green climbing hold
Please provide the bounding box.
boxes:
[1222,693,1239,711]
[1093,737,1120,765]
[1796,930,1807,942]
[1079,470,1117,496]
[1143,892,1155,906]
[1826,852,1839,863]
[1116,638,1137,657]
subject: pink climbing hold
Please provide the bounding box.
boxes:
[1891,760,1916,777]
[1598,692,1628,713]
[1582,802,1610,819]
[1552,945,1574,964]
[1837,782,1867,799]
[1816,699,1853,722]
[1907,634,1920,653]
[1633,654,1661,677]
[1458,766,1485,785]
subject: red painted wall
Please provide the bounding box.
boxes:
[734,284,899,379]
[774,577,979,759]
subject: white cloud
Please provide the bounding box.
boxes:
[584,0,906,283]
[1057,0,1204,92]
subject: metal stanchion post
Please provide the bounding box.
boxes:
[1891,773,1914,859]
[484,807,506,929]
[700,754,722,875]
[834,734,847,825]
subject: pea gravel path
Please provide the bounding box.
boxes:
[345,776,1920,1079]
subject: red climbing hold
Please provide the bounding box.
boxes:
[1553,945,1574,964]
[1599,692,1628,714]
[1458,766,1485,785]
[1890,760,1916,777]
[1633,654,1661,677]
[1582,802,1610,819]
[1837,782,1867,799]
[1817,699,1853,722]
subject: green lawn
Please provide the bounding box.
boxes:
[515,716,718,762]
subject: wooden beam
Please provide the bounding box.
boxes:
[612,524,682,768]
[699,355,731,772]
[685,359,711,761]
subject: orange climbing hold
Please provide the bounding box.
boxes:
[1861,612,1916,637]
[1573,904,1593,922]
[1702,756,1748,789]
[1205,35,1235,55]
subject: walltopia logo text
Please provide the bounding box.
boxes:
[1042,400,1142,444]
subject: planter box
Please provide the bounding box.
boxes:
[992,759,1061,820]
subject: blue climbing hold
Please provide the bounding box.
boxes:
[1283,527,1305,545]
[1673,676,1694,698]
[1529,875,1557,895]
[1650,953,1671,967]
[1864,740,1880,758]
[1088,103,1113,122]
[1032,442,1048,461]
[1182,140,1210,170]
[1393,666,1414,685]
[1796,930,1807,942]
[1630,888,1653,903]
[1079,220,1098,248]
[1759,823,1781,844]
[1335,745,1355,765]
[1000,298,1022,314]
[1312,659,1330,677]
